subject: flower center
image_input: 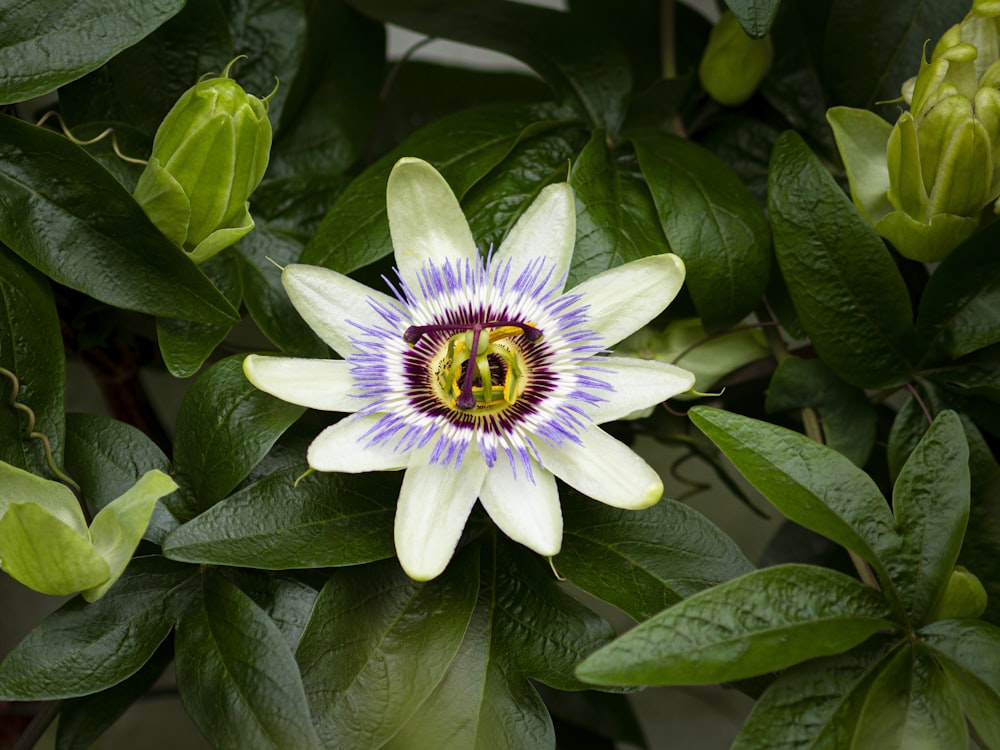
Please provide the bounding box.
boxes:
[404,321,542,412]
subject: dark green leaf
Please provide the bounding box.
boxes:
[732,637,897,750]
[228,571,321,653]
[634,130,771,330]
[175,570,320,750]
[0,116,239,324]
[723,0,782,38]
[558,488,753,621]
[163,463,397,568]
[0,557,195,700]
[0,0,185,104]
[301,104,567,273]
[568,132,672,288]
[689,406,902,610]
[171,356,304,519]
[823,0,968,119]
[765,356,877,467]
[768,130,916,388]
[156,251,243,377]
[269,1,383,177]
[464,126,588,256]
[926,345,1000,405]
[886,411,969,623]
[55,637,173,750]
[296,554,479,749]
[388,537,616,750]
[0,246,64,473]
[347,0,630,133]
[536,685,646,750]
[576,564,895,686]
[916,221,1000,363]
[63,413,177,544]
[852,645,967,750]
[920,619,1000,748]
[699,115,780,208]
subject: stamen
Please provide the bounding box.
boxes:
[404,320,542,345]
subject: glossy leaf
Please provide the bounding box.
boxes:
[568,131,672,288]
[920,619,1000,748]
[171,356,304,519]
[886,411,969,623]
[733,638,897,750]
[0,557,195,699]
[689,406,902,609]
[576,564,895,686]
[228,571,321,653]
[916,221,1000,363]
[175,570,320,750]
[63,413,177,544]
[926,345,1000,405]
[768,130,915,388]
[723,0,782,38]
[163,463,397,569]
[295,554,479,750]
[0,246,64,474]
[0,0,185,104]
[634,130,771,330]
[301,104,565,273]
[557,488,754,621]
[388,538,617,750]
[765,356,877,467]
[0,116,239,324]
[346,0,630,133]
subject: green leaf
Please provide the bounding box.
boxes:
[0,116,239,324]
[84,469,179,602]
[700,115,780,208]
[557,488,753,621]
[567,131,672,288]
[765,356,877,467]
[688,407,902,609]
[63,413,177,544]
[156,250,243,377]
[228,571,321,653]
[732,637,897,750]
[723,0,781,38]
[171,356,304,519]
[301,104,566,273]
[0,246,64,473]
[823,0,969,119]
[55,638,173,750]
[388,537,616,750]
[269,0,383,178]
[768,130,916,388]
[886,411,969,623]
[576,564,895,687]
[174,570,320,750]
[916,221,1000,363]
[920,619,1000,748]
[633,130,771,330]
[163,463,396,569]
[0,0,185,104]
[0,557,195,699]
[926,345,1000,405]
[852,645,967,750]
[295,554,479,749]
[346,0,630,133]
[826,106,894,224]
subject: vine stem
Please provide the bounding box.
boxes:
[12,700,63,750]
[757,306,881,590]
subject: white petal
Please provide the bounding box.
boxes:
[479,458,562,556]
[573,254,686,346]
[394,453,489,580]
[494,183,575,292]
[307,414,410,472]
[535,426,663,510]
[586,356,695,424]
[282,264,401,358]
[387,157,478,291]
[243,355,358,412]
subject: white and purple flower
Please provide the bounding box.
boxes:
[244,157,694,579]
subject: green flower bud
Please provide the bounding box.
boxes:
[928,565,988,621]
[133,58,273,264]
[699,11,773,107]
